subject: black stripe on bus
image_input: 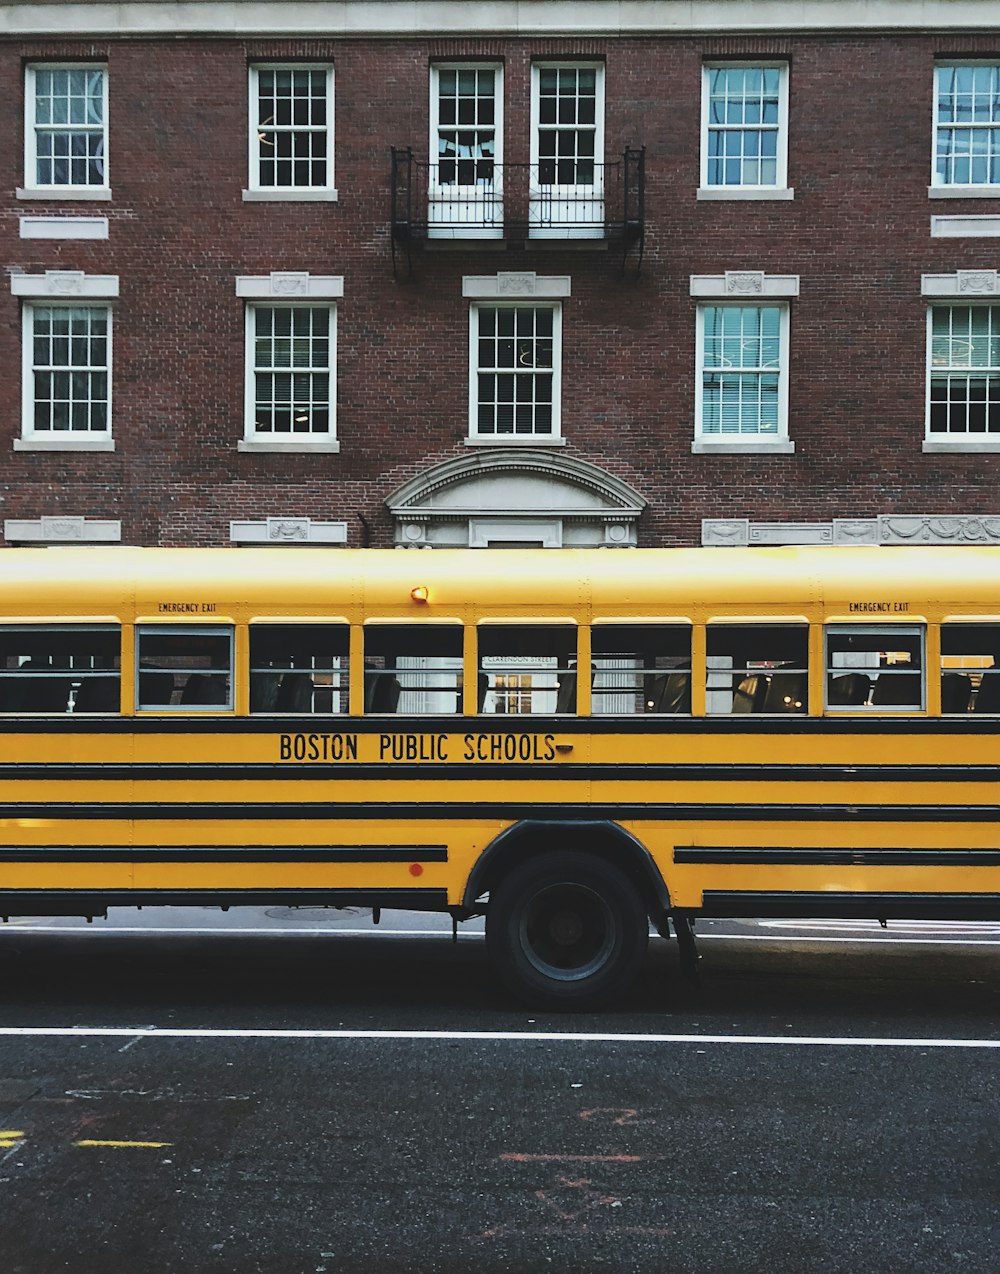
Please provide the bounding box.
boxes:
[3,800,1000,822]
[10,716,1000,736]
[0,845,448,864]
[674,846,1000,866]
[4,762,1000,784]
[699,891,1000,919]
[0,888,450,915]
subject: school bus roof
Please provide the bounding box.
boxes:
[0,545,995,619]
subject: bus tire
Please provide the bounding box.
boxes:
[486,851,649,1010]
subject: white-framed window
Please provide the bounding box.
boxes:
[245,303,336,444]
[701,63,789,193]
[927,304,1000,439]
[469,303,561,440]
[428,63,503,239]
[21,303,111,441]
[25,64,108,192]
[933,63,1000,190]
[529,62,605,238]
[696,303,789,443]
[248,65,334,195]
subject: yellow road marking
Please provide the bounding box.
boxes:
[74,1139,173,1149]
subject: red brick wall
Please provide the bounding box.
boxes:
[0,31,997,546]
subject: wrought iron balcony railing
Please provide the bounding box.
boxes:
[390,148,645,272]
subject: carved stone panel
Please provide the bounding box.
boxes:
[832,519,879,544]
[4,517,121,543]
[878,515,1000,545]
[701,520,750,546]
[748,522,833,545]
[957,269,1000,295]
[496,272,537,296]
[725,270,764,295]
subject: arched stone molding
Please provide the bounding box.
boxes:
[386,450,647,548]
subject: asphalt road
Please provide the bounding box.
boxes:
[0,909,997,1273]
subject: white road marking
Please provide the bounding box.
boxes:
[1,924,999,947]
[754,919,1000,936]
[697,933,1000,946]
[0,925,472,939]
[0,1025,996,1048]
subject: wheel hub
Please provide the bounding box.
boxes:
[518,881,617,981]
[548,908,584,946]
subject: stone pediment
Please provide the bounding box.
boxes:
[385,450,646,548]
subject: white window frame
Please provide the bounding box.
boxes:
[20,301,114,452]
[245,64,336,201]
[931,62,1000,197]
[924,302,1000,450]
[693,302,792,454]
[428,62,504,240]
[22,63,110,199]
[529,61,605,239]
[698,61,792,201]
[468,302,562,443]
[243,301,338,452]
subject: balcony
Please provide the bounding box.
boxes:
[390,148,645,273]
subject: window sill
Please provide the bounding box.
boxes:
[242,189,339,202]
[14,437,115,452]
[692,438,795,455]
[923,437,1000,452]
[238,438,341,453]
[928,185,1000,200]
[465,436,566,447]
[17,186,112,202]
[697,186,794,201]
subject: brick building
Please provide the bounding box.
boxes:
[2,0,1000,551]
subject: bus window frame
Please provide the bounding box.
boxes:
[589,618,694,718]
[361,616,465,717]
[0,621,122,716]
[247,617,352,717]
[134,623,236,714]
[704,618,811,718]
[939,618,1000,715]
[824,622,927,714]
[475,617,580,717]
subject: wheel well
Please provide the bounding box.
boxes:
[461,820,670,926]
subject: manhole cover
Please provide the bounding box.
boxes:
[264,907,362,922]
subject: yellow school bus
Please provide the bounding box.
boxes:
[2,544,1000,1007]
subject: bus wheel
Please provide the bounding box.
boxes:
[486,851,648,1009]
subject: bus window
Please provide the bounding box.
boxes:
[940,625,1000,713]
[250,624,349,714]
[706,625,808,716]
[478,626,577,715]
[0,625,120,714]
[590,625,691,715]
[136,627,233,711]
[363,625,463,715]
[825,626,924,712]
